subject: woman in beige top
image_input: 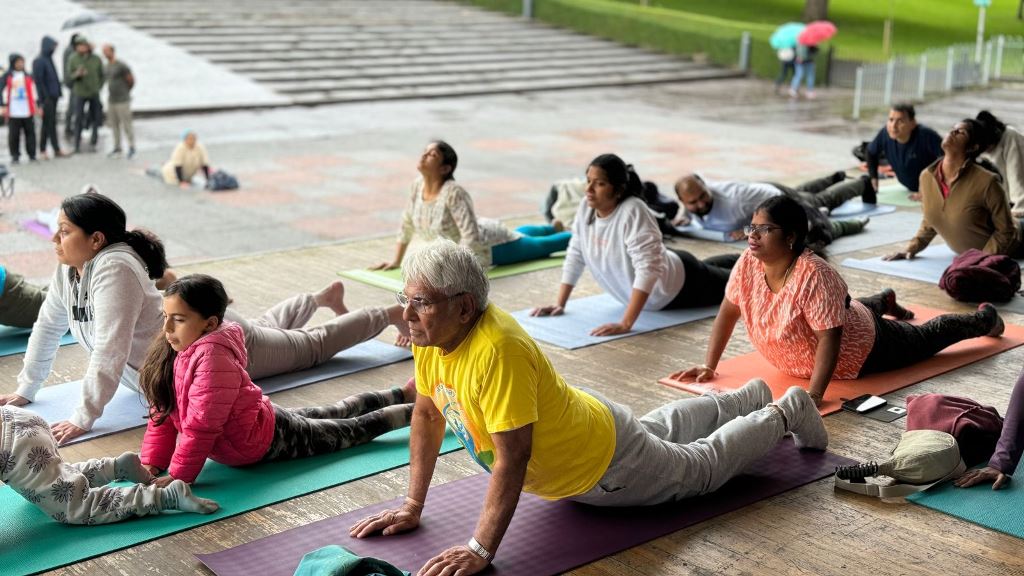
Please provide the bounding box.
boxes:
[373,140,571,270]
[161,130,211,188]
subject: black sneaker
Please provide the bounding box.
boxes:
[860,175,877,204]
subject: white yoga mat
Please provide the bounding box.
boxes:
[828,211,923,255]
[510,293,718,349]
[829,199,897,218]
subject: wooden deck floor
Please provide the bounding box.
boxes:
[4,213,1024,576]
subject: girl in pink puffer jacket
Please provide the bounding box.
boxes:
[138,274,415,486]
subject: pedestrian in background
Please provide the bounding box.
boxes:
[67,37,104,153]
[1,54,40,163]
[102,44,135,159]
[33,36,68,159]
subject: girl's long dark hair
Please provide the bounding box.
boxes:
[586,153,644,224]
[138,274,230,425]
[61,192,168,280]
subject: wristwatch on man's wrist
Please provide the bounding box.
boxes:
[467,537,493,561]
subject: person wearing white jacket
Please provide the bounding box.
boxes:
[532,154,737,336]
[977,110,1024,217]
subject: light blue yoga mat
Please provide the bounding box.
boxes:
[511,293,718,349]
[28,339,413,445]
[0,428,464,576]
[0,326,76,358]
[829,199,897,219]
[842,243,959,284]
[907,462,1024,540]
[827,211,923,255]
[673,222,742,243]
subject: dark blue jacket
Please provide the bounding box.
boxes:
[32,36,61,101]
[866,124,943,192]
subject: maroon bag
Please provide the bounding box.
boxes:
[938,248,1021,303]
[906,393,1004,466]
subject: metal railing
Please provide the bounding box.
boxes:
[851,35,1023,120]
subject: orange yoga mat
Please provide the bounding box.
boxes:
[659,306,1024,415]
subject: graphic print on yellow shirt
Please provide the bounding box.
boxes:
[433,380,494,471]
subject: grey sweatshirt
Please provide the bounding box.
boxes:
[16,244,164,430]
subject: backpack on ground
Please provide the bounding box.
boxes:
[834,429,966,498]
[906,393,1004,467]
[206,170,240,191]
[938,248,1021,303]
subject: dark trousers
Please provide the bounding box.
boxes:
[775,60,796,88]
[39,97,61,154]
[664,251,740,309]
[774,173,867,212]
[857,292,995,375]
[73,94,101,150]
[7,117,36,161]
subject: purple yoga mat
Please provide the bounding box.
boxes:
[21,219,53,239]
[196,439,853,576]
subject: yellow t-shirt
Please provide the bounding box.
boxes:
[414,305,615,500]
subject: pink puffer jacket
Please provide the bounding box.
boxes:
[140,322,275,483]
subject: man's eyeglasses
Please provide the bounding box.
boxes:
[396,291,466,314]
[743,224,783,237]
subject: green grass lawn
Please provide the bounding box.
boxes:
[614,0,1024,61]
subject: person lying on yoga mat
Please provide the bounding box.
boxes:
[0,192,410,445]
[955,364,1024,490]
[531,154,738,336]
[371,140,571,271]
[674,171,872,243]
[138,274,416,486]
[1,404,219,524]
[349,238,828,576]
[884,119,1020,262]
[672,195,1005,406]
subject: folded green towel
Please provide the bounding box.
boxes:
[294,545,409,576]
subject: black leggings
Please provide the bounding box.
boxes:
[857,292,996,375]
[663,251,739,309]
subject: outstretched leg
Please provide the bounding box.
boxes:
[290,384,411,419]
[263,403,414,460]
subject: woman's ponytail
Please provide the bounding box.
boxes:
[123,229,168,280]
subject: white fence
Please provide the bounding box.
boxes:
[851,36,1024,119]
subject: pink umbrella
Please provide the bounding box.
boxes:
[798,20,837,45]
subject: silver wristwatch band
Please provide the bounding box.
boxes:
[467,536,493,561]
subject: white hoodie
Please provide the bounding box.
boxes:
[16,243,164,430]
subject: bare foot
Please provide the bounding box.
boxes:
[881,288,914,320]
[314,281,348,315]
[388,304,411,339]
[402,377,417,403]
[908,192,922,202]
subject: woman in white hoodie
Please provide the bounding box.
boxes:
[0,192,410,444]
[532,154,738,336]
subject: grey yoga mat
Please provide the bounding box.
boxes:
[196,438,855,576]
[27,339,412,445]
[510,293,718,349]
[827,210,923,255]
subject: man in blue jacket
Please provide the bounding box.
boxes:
[866,103,943,201]
[32,36,68,159]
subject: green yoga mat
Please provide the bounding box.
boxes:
[339,256,565,292]
[0,429,463,576]
[877,183,922,208]
[907,463,1024,540]
[0,326,75,358]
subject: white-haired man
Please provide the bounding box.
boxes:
[350,239,827,576]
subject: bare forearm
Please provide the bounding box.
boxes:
[392,242,409,267]
[808,328,843,397]
[704,302,740,368]
[619,288,649,329]
[407,398,445,504]
[472,458,528,554]
[555,283,574,308]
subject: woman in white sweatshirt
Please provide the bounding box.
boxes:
[532,154,738,336]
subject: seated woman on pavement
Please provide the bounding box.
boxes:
[531,154,738,336]
[672,195,1005,406]
[884,118,1020,262]
[159,130,211,188]
[372,140,570,271]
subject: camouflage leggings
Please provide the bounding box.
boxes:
[262,387,413,461]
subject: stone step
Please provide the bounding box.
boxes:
[150,27,578,47]
[288,67,743,106]
[158,31,599,52]
[244,49,679,82]
[272,59,704,94]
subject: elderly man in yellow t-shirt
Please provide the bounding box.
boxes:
[350,239,827,576]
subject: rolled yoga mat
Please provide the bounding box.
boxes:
[510,293,718,349]
[339,255,565,293]
[0,429,463,576]
[907,461,1024,540]
[196,438,855,576]
[25,339,412,445]
[659,305,1024,416]
[0,326,75,358]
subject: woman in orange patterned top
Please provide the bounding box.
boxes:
[671,195,1005,405]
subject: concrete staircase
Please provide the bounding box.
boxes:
[79,0,744,106]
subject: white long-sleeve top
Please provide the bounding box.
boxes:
[16,244,164,431]
[397,177,519,267]
[983,126,1024,210]
[561,196,684,310]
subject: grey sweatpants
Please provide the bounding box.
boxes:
[570,389,785,506]
[224,294,391,380]
[0,405,163,524]
[107,101,135,150]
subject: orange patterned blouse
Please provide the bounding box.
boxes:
[725,249,876,379]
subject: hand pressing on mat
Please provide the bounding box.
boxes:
[882,250,915,261]
[590,322,631,337]
[369,261,400,271]
[417,545,490,576]
[954,466,1010,490]
[51,420,87,445]
[0,393,30,407]
[349,499,422,538]
[669,364,716,383]
[150,475,178,489]
[530,304,565,317]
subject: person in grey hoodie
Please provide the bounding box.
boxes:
[1,404,218,524]
[32,36,67,159]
